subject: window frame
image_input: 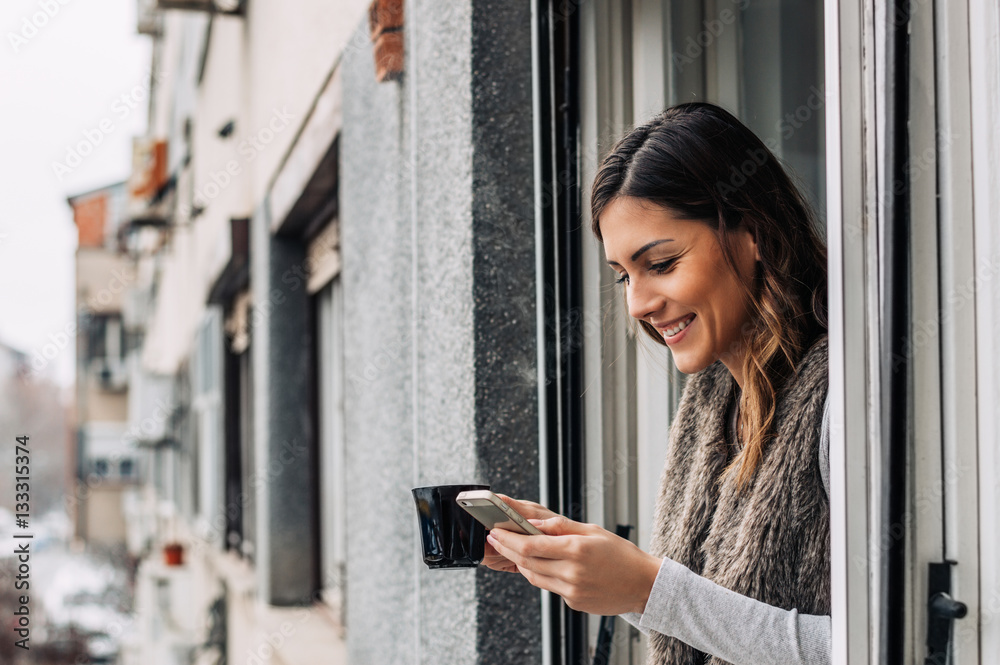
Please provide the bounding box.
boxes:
[313,272,347,622]
[573,1,833,663]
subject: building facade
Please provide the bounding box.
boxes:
[112,1,1000,664]
[67,180,143,548]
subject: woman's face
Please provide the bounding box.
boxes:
[600,196,759,383]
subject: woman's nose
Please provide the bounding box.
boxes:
[626,277,664,321]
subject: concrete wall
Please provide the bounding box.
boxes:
[339,1,541,663]
[339,16,417,663]
[189,13,249,288]
[85,485,129,544]
[243,0,369,200]
[75,248,135,313]
[83,382,128,421]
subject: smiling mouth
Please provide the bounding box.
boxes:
[659,314,695,337]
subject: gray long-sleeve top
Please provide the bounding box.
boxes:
[619,395,832,665]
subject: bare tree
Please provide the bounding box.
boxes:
[0,372,71,517]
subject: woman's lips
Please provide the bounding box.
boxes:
[658,313,696,342]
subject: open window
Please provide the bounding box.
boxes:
[538,0,997,662]
[560,2,827,662]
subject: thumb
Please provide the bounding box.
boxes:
[529,515,588,536]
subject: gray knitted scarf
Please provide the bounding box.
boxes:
[646,335,830,665]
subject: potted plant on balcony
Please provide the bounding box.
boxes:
[163,541,184,566]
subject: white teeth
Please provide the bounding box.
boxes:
[663,315,694,337]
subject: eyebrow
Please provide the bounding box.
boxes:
[606,239,674,267]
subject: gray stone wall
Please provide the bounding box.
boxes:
[340,17,418,664]
[340,0,542,662]
[407,1,481,664]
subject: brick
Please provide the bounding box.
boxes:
[368,0,403,40]
[373,29,404,82]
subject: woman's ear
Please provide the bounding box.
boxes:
[739,226,761,263]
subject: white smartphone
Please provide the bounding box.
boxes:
[455,490,544,536]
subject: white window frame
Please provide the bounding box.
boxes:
[192,305,225,547]
[316,275,347,624]
[831,2,998,663]
[969,0,1000,659]
[825,0,880,661]
[931,1,980,662]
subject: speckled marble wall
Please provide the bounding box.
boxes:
[339,1,542,662]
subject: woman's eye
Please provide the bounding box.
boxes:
[614,260,675,285]
[651,259,676,274]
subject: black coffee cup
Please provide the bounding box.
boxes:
[412,484,489,569]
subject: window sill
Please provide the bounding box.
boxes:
[252,602,347,665]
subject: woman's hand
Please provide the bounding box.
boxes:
[481,495,559,573]
[486,514,662,616]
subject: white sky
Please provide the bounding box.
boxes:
[0,0,151,389]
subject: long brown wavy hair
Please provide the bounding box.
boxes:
[591,102,828,489]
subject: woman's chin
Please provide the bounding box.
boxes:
[668,349,709,376]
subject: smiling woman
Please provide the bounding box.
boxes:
[484,103,832,665]
[591,102,828,489]
[600,198,759,385]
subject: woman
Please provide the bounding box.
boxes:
[484,102,831,665]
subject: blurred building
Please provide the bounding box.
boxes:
[0,336,74,523]
[0,338,29,380]
[0,340,30,443]
[67,181,143,548]
[114,1,1000,665]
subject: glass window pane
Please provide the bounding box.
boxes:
[666,0,826,219]
[739,0,825,220]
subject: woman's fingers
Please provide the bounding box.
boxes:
[482,539,519,572]
[488,517,595,562]
[478,497,575,575]
[488,528,592,582]
[482,556,519,573]
[487,528,566,566]
[493,494,559,521]
[499,558,591,610]
[511,566,568,597]
[482,535,515,571]
[488,519,663,615]
[528,515,592,537]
